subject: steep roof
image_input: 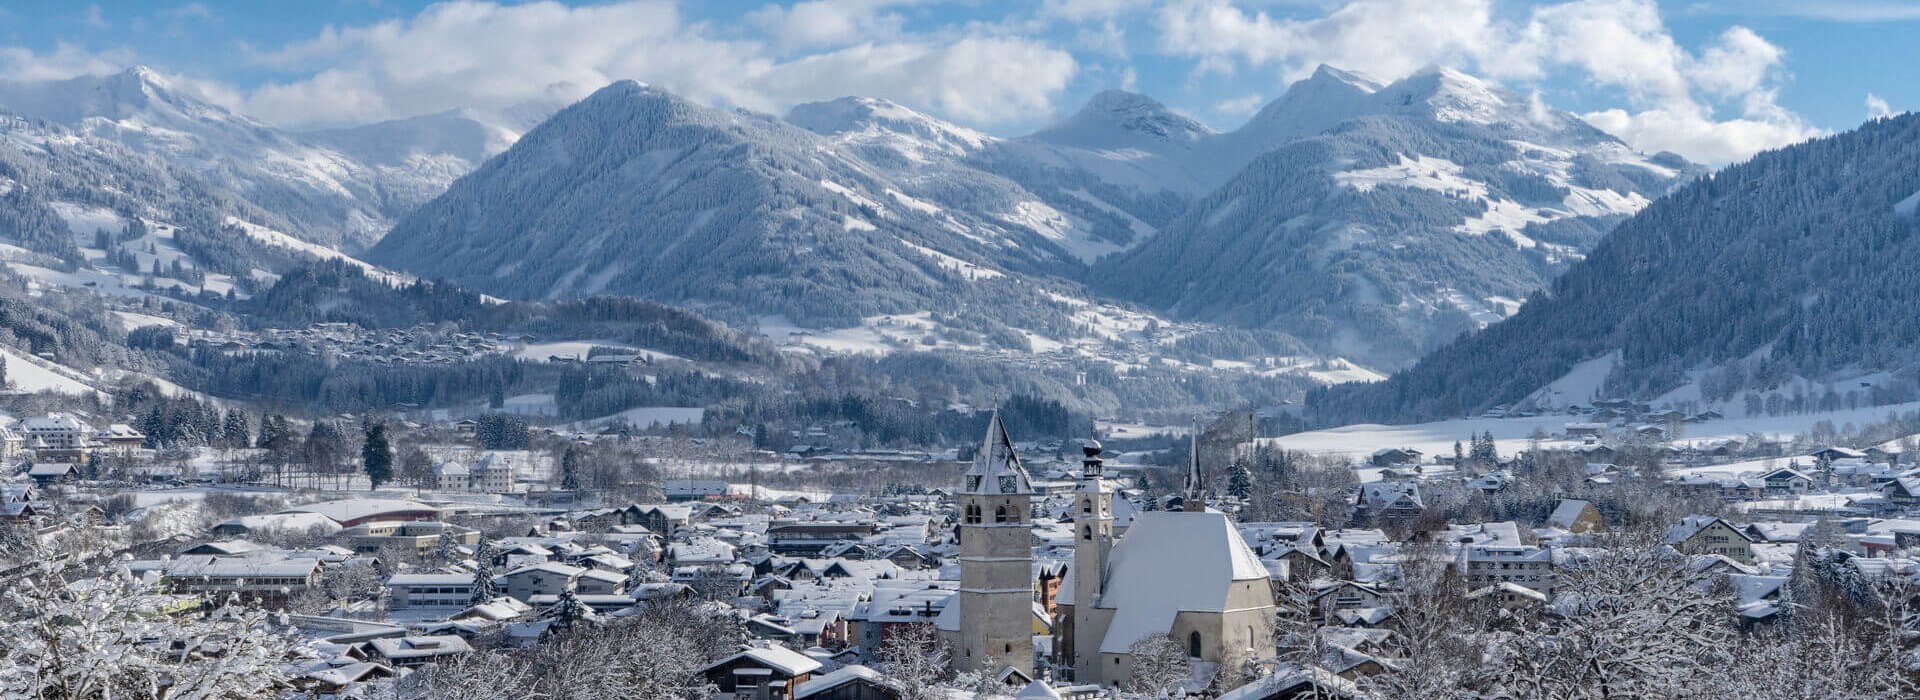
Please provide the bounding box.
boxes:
[962,412,1033,496]
[1093,511,1270,653]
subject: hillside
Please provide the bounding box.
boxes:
[1100,67,1697,368]
[1308,112,1920,424]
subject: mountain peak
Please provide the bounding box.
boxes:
[1304,64,1385,93]
[788,96,993,158]
[1028,89,1213,149]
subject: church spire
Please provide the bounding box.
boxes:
[1184,417,1206,512]
[964,410,1033,496]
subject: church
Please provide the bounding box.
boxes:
[1052,435,1277,686]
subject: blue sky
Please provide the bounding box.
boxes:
[0,0,1912,163]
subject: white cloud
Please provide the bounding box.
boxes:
[82,4,109,30]
[1151,0,1820,164]
[1867,93,1894,119]
[239,0,1075,130]
[749,0,911,52]
[1213,93,1265,118]
[0,43,133,82]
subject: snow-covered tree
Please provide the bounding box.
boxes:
[469,536,498,606]
[876,623,951,700]
[1125,632,1192,698]
[0,542,302,699]
[1494,530,1734,699]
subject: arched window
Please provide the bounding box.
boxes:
[1081,499,1092,514]
[995,505,1008,523]
[965,504,981,524]
[1081,525,1092,541]
[1188,631,1202,658]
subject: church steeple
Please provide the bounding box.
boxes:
[954,410,1036,678]
[1183,419,1206,512]
[964,410,1033,496]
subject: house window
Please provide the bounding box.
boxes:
[1188,631,1202,658]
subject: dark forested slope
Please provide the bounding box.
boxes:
[1310,112,1920,424]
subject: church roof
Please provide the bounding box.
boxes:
[1088,511,1270,653]
[962,412,1033,496]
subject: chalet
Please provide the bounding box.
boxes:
[1665,516,1755,564]
[1812,447,1868,463]
[1758,467,1815,495]
[1546,499,1606,534]
[794,665,904,700]
[1368,448,1421,468]
[1881,476,1920,509]
[1353,482,1424,523]
[700,645,824,700]
[26,462,76,486]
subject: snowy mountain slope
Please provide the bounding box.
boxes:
[369,82,1158,333]
[788,96,1151,262]
[1309,111,1920,424]
[0,67,505,250]
[1099,66,1700,370]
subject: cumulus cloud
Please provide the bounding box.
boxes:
[1867,93,1894,119]
[0,43,134,82]
[1153,0,1821,164]
[238,0,1074,130]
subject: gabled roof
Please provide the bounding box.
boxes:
[1090,511,1269,653]
[962,412,1033,496]
[795,665,902,699]
[1547,500,1595,529]
[703,645,823,677]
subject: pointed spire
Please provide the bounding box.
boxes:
[964,410,1033,496]
[1184,416,1206,512]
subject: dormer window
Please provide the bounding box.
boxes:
[967,476,982,492]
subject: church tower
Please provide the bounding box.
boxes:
[956,412,1036,678]
[1071,433,1114,677]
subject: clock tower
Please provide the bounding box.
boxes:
[955,411,1036,679]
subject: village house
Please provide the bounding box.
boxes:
[700,645,824,700]
[1666,516,1756,564]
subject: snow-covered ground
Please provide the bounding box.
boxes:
[0,347,99,396]
[512,340,682,363]
[1265,399,1920,474]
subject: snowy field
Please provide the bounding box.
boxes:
[512,340,683,363]
[1265,399,1920,474]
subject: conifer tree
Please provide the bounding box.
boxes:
[362,421,394,490]
[469,537,497,606]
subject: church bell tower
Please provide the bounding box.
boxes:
[956,411,1036,679]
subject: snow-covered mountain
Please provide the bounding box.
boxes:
[0,66,525,250]
[1311,110,1920,423]
[369,82,1147,326]
[1099,66,1701,369]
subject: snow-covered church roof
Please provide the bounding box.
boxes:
[962,412,1033,496]
[1072,510,1270,653]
